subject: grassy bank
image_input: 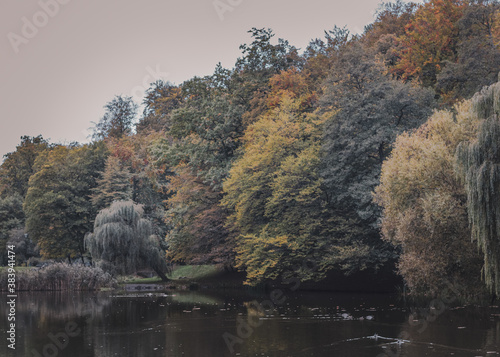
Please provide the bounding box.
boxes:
[119,265,245,289]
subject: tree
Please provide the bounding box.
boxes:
[150,73,246,266]
[0,135,49,198]
[222,97,327,284]
[6,228,38,265]
[456,81,500,296]
[320,42,434,227]
[24,143,107,261]
[91,155,132,210]
[0,194,25,264]
[163,165,234,265]
[363,0,418,46]
[103,133,171,239]
[221,97,377,284]
[136,80,183,134]
[85,200,169,281]
[93,95,138,140]
[375,100,484,297]
[393,0,466,86]
[436,1,500,102]
[233,28,302,126]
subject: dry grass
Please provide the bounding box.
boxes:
[0,263,116,291]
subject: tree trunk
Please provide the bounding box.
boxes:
[152,266,169,282]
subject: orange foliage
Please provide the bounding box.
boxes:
[393,0,466,83]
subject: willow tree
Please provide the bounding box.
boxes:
[456,81,500,296]
[85,200,169,281]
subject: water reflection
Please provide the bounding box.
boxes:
[0,290,499,356]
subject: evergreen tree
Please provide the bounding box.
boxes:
[91,155,132,210]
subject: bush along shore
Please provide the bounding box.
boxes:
[0,263,116,291]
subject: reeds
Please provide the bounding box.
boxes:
[0,263,116,291]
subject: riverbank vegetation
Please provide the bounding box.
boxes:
[2,0,500,300]
[0,263,116,291]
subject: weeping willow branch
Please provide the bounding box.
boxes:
[456,81,500,296]
[85,200,169,281]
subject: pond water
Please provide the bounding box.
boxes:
[1,289,500,356]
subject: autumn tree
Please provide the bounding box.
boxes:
[136,80,183,134]
[302,26,351,88]
[98,132,170,240]
[376,100,484,297]
[91,155,132,210]
[222,97,329,284]
[233,28,301,126]
[436,1,500,102]
[150,65,248,266]
[85,200,169,280]
[363,0,418,46]
[393,0,466,87]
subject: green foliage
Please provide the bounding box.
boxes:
[137,80,184,134]
[163,94,245,188]
[24,143,107,260]
[0,135,49,198]
[85,200,168,279]
[167,264,221,280]
[0,194,25,264]
[93,95,138,140]
[7,12,500,292]
[6,228,38,265]
[456,81,500,295]
[376,100,484,297]
[320,42,434,232]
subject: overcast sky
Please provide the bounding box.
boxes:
[0,0,422,160]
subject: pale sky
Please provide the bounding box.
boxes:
[0,0,422,160]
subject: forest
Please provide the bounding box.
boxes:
[2,0,500,299]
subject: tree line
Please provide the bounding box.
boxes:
[2,0,500,298]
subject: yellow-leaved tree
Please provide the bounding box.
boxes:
[375,100,484,297]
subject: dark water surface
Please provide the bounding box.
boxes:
[1,289,500,356]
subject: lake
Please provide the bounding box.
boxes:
[1,289,499,356]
